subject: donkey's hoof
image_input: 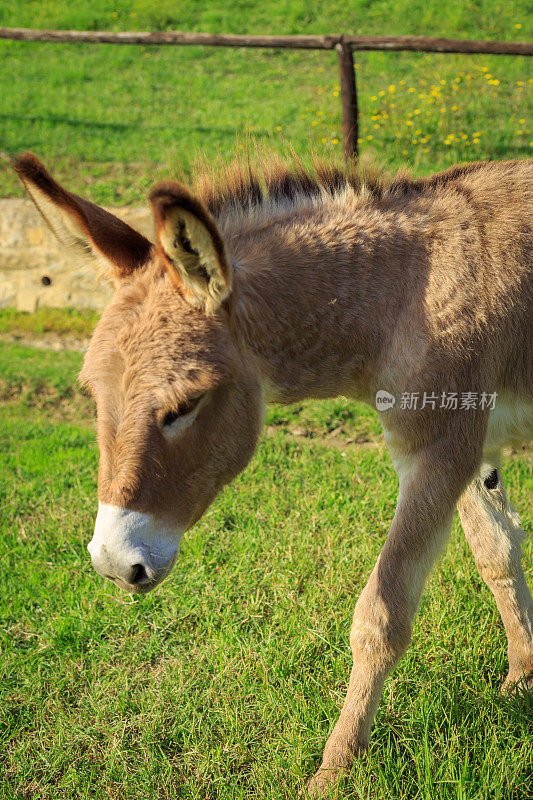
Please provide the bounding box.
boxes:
[500,670,533,696]
[304,766,344,798]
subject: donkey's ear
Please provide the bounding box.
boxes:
[149,181,231,315]
[14,152,152,277]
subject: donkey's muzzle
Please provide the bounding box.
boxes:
[88,503,182,594]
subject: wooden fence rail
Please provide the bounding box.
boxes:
[1,26,532,161]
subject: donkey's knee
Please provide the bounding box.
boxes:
[348,565,415,696]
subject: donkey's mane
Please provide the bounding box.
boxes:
[190,152,495,223]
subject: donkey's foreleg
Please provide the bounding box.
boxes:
[457,466,533,693]
[306,449,467,797]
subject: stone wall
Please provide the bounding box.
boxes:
[0,199,153,312]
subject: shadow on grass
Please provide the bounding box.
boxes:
[0,112,131,131]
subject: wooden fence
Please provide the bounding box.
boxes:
[1,26,532,161]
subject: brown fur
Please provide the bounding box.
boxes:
[14,152,152,275]
[15,152,533,796]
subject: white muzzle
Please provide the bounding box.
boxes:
[88,503,182,593]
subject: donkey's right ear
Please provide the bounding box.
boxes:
[14,152,152,277]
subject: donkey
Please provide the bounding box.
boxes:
[15,152,533,795]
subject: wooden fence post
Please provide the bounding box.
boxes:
[336,41,358,161]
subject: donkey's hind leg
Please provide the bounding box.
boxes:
[457,466,533,693]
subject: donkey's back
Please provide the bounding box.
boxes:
[402,160,533,397]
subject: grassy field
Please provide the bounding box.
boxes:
[0,0,531,203]
[0,329,532,799]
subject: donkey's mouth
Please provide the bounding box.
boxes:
[112,576,159,595]
[110,562,176,595]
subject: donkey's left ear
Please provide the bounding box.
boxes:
[150,181,231,314]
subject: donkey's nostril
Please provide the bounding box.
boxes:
[128,563,147,584]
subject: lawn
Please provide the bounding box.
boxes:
[0,0,531,204]
[0,335,532,799]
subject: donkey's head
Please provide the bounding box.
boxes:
[15,154,264,593]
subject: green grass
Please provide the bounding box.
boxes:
[1,339,532,799]
[0,1,531,203]
[0,307,99,338]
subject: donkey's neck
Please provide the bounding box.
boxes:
[226,196,423,404]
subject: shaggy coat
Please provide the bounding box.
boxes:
[15,152,533,796]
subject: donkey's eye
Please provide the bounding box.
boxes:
[163,396,202,427]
